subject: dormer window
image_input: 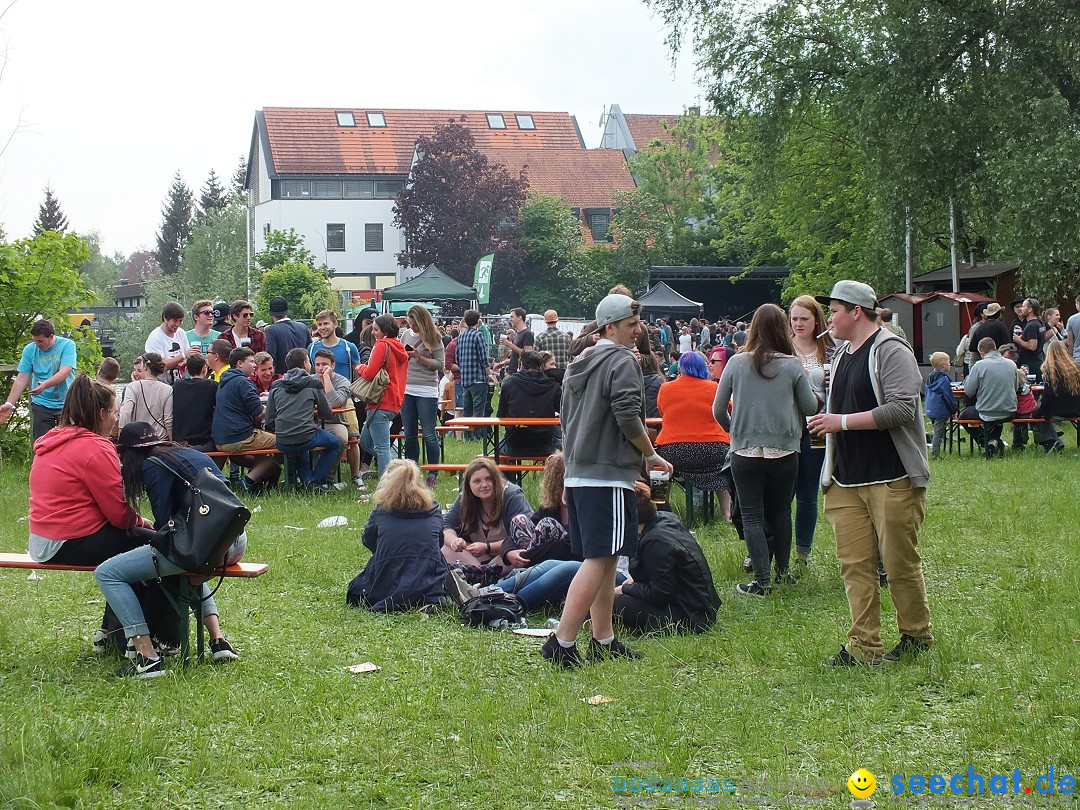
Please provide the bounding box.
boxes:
[366,111,386,127]
[336,111,355,127]
[486,114,506,129]
[515,114,535,130]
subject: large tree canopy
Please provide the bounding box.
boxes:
[394,119,527,285]
[155,171,194,275]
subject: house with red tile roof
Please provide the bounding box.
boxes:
[599,104,691,158]
[246,106,639,294]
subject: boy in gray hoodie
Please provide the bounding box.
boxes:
[266,348,342,488]
[541,294,673,668]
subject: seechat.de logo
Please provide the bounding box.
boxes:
[848,768,876,808]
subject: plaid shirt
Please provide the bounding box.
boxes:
[535,325,572,368]
[456,327,490,386]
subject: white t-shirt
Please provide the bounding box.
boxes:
[678,333,693,353]
[145,326,190,381]
[1067,312,1080,364]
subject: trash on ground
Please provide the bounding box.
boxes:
[512,628,554,637]
[347,662,381,674]
[582,695,615,705]
[317,515,348,528]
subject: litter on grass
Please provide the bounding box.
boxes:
[512,628,554,637]
[27,571,43,581]
[318,515,348,528]
[283,525,306,531]
[582,695,615,705]
[347,662,381,674]
[252,505,263,513]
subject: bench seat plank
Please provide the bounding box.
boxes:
[0,553,267,578]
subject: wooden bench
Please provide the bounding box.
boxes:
[0,552,269,662]
[421,462,548,481]
[207,438,361,491]
[951,416,1080,457]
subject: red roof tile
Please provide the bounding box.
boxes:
[623,114,679,149]
[478,148,635,209]
[262,108,584,175]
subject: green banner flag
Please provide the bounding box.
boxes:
[473,254,494,305]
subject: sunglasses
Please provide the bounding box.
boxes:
[239,312,253,318]
[198,309,214,317]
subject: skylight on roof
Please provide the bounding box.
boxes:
[367,111,386,127]
[515,114,535,130]
[486,114,506,129]
[336,111,355,127]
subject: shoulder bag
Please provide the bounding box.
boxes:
[351,343,390,405]
[148,456,252,576]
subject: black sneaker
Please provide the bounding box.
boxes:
[879,571,889,588]
[126,637,180,660]
[586,636,642,663]
[92,629,110,655]
[822,646,881,668]
[735,581,772,597]
[742,556,753,573]
[116,652,165,679]
[210,637,239,662]
[540,634,583,669]
[774,570,799,586]
[882,634,932,662]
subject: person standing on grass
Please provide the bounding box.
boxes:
[0,319,76,443]
[808,280,932,667]
[309,309,361,380]
[186,299,221,354]
[923,352,957,460]
[264,296,311,376]
[541,294,674,668]
[535,309,572,369]
[144,301,191,383]
[355,314,408,479]
[220,300,266,354]
[456,310,491,440]
[399,304,446,488]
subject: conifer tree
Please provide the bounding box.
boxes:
[155,171,194,274]
[198,169,226,218]
[33,186,70,234]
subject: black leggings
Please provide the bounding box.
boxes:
[47,524,155,567]
[730,453,799,584]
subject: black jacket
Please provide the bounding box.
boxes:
[622,512,721,632]
[347,504,448,611]
[497,369,561,454]
[265,319,312,376]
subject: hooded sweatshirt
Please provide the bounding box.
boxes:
[357,337,409,412]
[212,367,263,446]
[561,341,647,485]
[29,427,140,543]
[266,367,334,445]
[497,369,561,453]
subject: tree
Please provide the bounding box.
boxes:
[155,171,194,274]
[493,194,581,312]
[394,118,527,284]
[79,231,125,304]
[255,263,336,323]
[254,228,318,273]
[33,186,70,234]
[179,199,250,304]
[197,169,227,219]
[229,156,248,202]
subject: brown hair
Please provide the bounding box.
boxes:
[374,314,399,339]
[373,459,435,512]
[745,303,795,379]
[458,457,506,535]
[407,305,441,351]
[1043,340,1080,397]
[30,320,55,338]
[231,300,254,318]
[315,309,338,324]
[142,353,166,376]
[538,452,565,511]
[95,357,120,383]
[59,374,115,434]
[788,295,834,363]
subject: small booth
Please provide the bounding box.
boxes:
[637,281,703,323]
[379,267,478,318]
[919,291,994,367]
[876,293,929,362]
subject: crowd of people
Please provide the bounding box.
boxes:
[8,276,1080,678]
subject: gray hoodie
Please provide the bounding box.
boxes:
[266,368,333,445]
[561,341,646,484]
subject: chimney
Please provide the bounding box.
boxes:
[688,106,701,117]
[968,248,977,266]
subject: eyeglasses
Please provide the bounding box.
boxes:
[198,309,214,317]
[710,358,724,364]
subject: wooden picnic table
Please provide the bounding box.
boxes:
[447,416,662,463]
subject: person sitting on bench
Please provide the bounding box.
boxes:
[958,337,1018,456]
[212,347,280,494]
[1032,341,1080,453]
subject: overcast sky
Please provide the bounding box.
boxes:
[0,0,701,258]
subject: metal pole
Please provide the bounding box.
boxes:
[245,195,252,300]
[904,208,914,294]
[949,198,960,293]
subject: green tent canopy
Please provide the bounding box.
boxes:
[386,301,443,316]
[380,267,477,303]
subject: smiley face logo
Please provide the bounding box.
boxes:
[848,769,876,799]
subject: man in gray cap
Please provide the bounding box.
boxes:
[264,296,311,376]
[808,280,933,667]
[541,293,674,668]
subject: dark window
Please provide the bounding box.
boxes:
[366,112,386,127]
[336,111,356,127]
[279,179,310,199]
[585,208,612,242]
[311,180,343,199]
[327,223,345,252]
[515,114,535,130]
[486,113,506,129]
[374,180,403,199]
[344,179,374,199]
[365,223,384,252]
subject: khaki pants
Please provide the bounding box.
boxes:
[824,478,932,660]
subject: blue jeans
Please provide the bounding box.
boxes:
[462,381,488,440]
[360,408,396,475]
[277,428,343,485]
[401,394,440,465]
[794,431,825,556]
[496,560,626,612]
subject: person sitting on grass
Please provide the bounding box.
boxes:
[266,348,342,491]
[212,347,280,494]
[346,459,449,612]
[923,352,957,460]
[441,457,532,578]
[497,452,576,569]
[613,483,722,634]
[94,422,244,678]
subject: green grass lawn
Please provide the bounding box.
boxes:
[1,439,1079,809]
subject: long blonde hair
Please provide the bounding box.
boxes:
[458,457,506,534]
[788,295,834,363]
[538,452,565,510]
[408,305,442,352]
[373,459,434,512]
[1043,340,1080,396]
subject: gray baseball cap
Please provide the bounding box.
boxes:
[594,294,640,330]
[815,280,878,311]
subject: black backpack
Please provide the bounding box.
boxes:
[460,592,526,628]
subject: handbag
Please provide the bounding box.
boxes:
[350,344,391,405]
[148,456,252,577]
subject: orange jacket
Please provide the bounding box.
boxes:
[656,375,729,445]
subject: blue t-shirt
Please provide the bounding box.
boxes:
[309,339,360,380]
[18,336,77,409]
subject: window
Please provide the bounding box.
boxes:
[486,113,506,129]
[366,111,386,127]
[585,208,612,242]
[374,179,403,199]
[515,114,535,130]
[311,179,343,199]
[365,223,384,252]
[343,179,374,199]
[327,223,345,252]
[336,111,356,127]
[279,179,310,198]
